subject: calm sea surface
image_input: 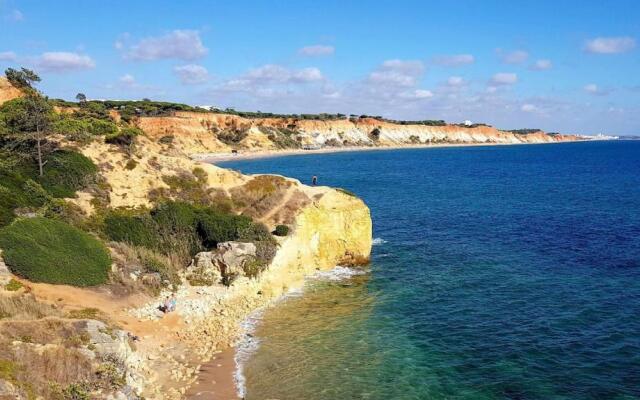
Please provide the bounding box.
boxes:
[219,141,640,400]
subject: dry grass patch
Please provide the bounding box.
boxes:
[230,175,294,219]
[0,293,60,320]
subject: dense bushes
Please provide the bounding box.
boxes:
[0,150,97,226]
[102,210,160,249]
[273,224,289,236]
[52,116,118,141]
[0,218,111,286]
[102,201,277,267]
[105,126,142,147]
[35,150,98,197]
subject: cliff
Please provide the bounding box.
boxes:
[0,77,22,104]
[0,128,371,399]
[136,111,581,156]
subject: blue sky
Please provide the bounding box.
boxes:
[1,0,639,135]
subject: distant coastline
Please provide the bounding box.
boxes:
[196,138,603,164]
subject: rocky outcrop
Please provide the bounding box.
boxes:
[186,241,258,285]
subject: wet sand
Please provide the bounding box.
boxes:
[186,347,240,400]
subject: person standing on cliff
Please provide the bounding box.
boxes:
[312,175,318,186]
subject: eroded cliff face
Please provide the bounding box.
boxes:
[135,111,581,155]
[43,135,371,399]
[0,77,22,105]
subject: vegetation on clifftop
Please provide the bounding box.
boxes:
[0,217,111,286]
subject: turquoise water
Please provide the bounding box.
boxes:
[219,141,640,400]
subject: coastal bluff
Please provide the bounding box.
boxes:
[0,76,371,399]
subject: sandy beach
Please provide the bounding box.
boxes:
[194,140,582,164]
[186,348,239,400]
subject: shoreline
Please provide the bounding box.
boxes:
[193,139,594,164]
[186,139,590,399]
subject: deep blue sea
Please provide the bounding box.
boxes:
[219,141,640,400]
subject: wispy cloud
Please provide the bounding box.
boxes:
[521,103,537,112]
[490,72,518,85]
[34,52,95,72]
[446,76,465,87]
[0,51,17,61]
[432,54,475,67]
[298,45,335,56]
[530,59,552,70]
[584,83,610,96]
[367,60,424,88]
[5,9,23,22]
[121,30,208,61]
[173,64,210,84]
[497,49,529,64]
[584,37,636,54]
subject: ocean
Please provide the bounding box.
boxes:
[219,141,640,400]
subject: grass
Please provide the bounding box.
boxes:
[65,307,102,320]
[0,217,111,286]
[0,293,60,320]
[4,278,23,291]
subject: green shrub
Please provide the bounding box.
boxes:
[273,224,289,236]
[88,119,118,136]
[105,126,142,146]
[22,179,50,204]
[37,150,98,198]
[242,258,266,279]
[0,217,111,286]
[196,211,251,248]
[125,159,138,170]
[103,209,159,249]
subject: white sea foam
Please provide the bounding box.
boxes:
[310,265,368,281]
[233,265,368,397]
[234,308,264,399]
[372,237,387,245]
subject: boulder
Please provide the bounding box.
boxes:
[217,241,257,277]
[186,242,257,286]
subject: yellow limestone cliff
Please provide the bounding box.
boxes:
[55,135,371,399]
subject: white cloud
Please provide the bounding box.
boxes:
[521,104,537,112]
[0,51,17,61]
[584,83,609,96]
[490,73,518,85]
[6,9,23,22]
[498,49,529,64]
[447,76,465,87]
[292,67,324,82]
[123,30,208,61]
[531,59,552,70]
[243,64,324,84]
[412,89,434,99]
[298,45,335,56]
[432,54,475,66]
[173,64,209,84]
[34,52,95,72]
[368,60,424,87]
[584,37,636,54]
[119,74,136,86]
